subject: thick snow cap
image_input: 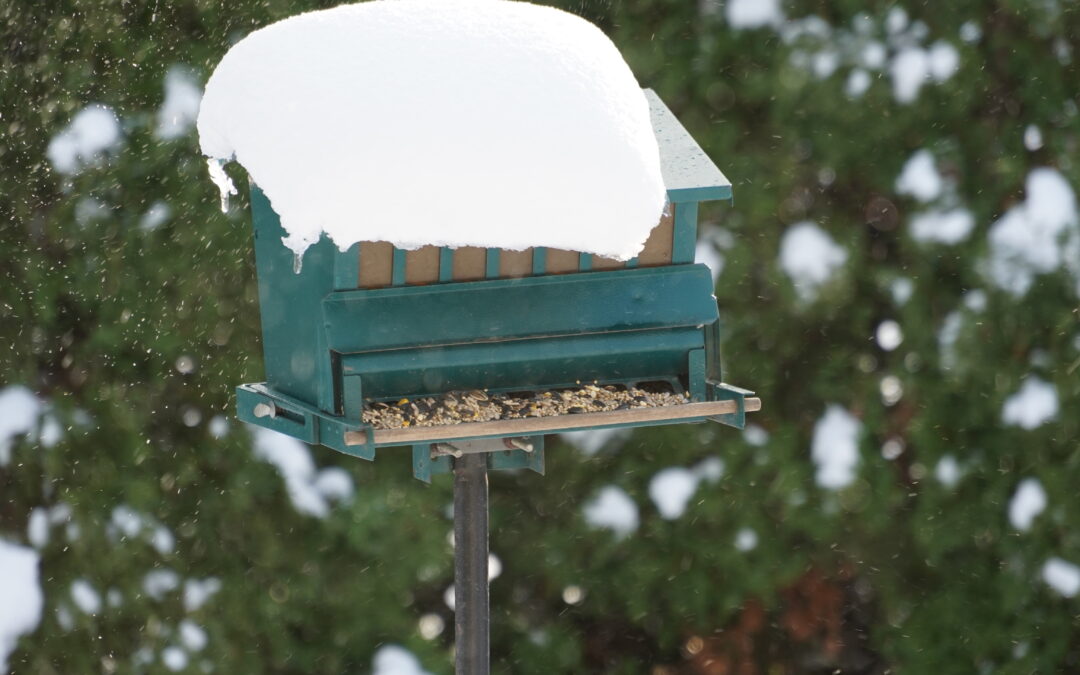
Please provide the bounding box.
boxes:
[198,0,666,261]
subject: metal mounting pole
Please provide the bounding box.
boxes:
[454,452,489,675]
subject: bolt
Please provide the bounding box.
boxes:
[505,437,533,453]
[433,443,463,459]
[253,403,275,418]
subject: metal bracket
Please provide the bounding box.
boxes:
[707,381,755,429]
[236,383,376,460]
[412,444,452,484]
[412,436,544,483]
[431,437,534,458]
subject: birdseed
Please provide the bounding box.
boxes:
[362,383,689,430]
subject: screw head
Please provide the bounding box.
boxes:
[253,403,275,418]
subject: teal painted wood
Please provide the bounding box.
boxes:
[645,89,733,204]
[625,256,638,268]
[391,247,407,286]
[487,441,544,475]
[532,247,547,274]
[342,327,704,400]
[486,248,500,278]
[708,382,755,429]
[672,202,699,264]
[705,319,724,384]
[323,265,718,354]
[250,186,337,412]
[688,348,707,401]
[439,248,454,282]
[412,445,451,483]
[669,186,732,203]
[412,439,544,482]
[578,253,592,271]
[236,383,375,459]
[237,383,319,443]
[333,244,360,290]
[341,373,363,424]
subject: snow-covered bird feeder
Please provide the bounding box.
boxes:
[199,0,759,481]
[201,2,760,671]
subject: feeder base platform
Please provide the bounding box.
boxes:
[236,381,759,481]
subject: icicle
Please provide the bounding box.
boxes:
[206,158,237,214]
[293,251,304,274]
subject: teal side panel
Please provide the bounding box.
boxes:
[488,439,545,475]
[673,202,699,264]
[341,328,703,399]
[391,248,407,286]
[705,319,724,384]
[342,373,363,423]
[532,248,547,274]
[323,265,718,354]
[486,249,500,278]
[412,445,451,483]
[439,249,454,282]
[578,253,592,271]
[250,186,336,411]
[333,244,359,290]
[688,348,707,401]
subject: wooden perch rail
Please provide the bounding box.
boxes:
[344,397,761,447]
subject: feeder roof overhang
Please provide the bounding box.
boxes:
[646,89,732,204]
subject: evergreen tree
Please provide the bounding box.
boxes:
[2,1,1077,672]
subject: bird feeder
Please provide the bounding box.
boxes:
[235,88,760,481]
[205,4,761,671]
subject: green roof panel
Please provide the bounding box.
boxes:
[645,89,733,204]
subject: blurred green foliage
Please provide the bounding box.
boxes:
[2,0,1078,673]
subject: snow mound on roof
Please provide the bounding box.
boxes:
[198,0,665,261]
